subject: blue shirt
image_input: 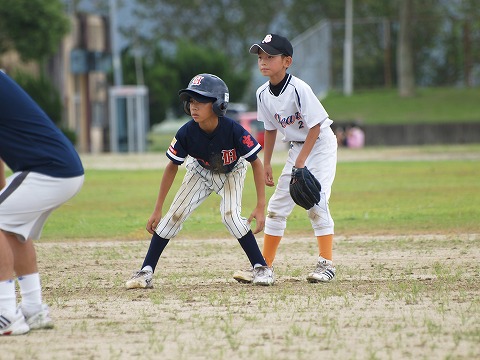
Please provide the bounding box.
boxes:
[167,117,262,173]
[0,71,84,177]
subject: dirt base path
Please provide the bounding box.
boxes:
[2,234,478,359]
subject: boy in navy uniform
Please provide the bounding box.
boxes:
[126,73,274,288]
[0,71,84,335]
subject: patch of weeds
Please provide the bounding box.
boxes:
[387,280,424,304]
[424,317,442,337]
[220,314,243,351]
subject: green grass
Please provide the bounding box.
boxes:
[42,157,480,240]
[322,87,480,125]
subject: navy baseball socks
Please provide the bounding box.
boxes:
[237,230,267,267]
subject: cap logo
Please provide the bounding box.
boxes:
[190,75,204,86]
[262,34,273,43]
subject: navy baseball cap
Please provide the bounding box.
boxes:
[249,34,293,57]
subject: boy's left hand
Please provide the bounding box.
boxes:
[248,207,265,234]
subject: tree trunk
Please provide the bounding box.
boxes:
[397,0,415,97]
[463,20,472,87]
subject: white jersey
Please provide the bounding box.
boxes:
[256,74,333,142]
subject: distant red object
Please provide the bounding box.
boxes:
[237,111,265,148]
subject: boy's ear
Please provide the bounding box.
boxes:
[284,56,293,68]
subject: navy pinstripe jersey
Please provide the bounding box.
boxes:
[167,116,262,173]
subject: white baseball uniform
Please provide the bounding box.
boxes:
[256,74,337,236]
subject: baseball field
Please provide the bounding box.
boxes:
[1,145,479,360]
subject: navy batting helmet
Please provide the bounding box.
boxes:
[178,74,229,116]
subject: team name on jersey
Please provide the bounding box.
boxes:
[274,112,303,128]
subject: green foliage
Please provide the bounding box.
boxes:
[0,0,70,62]
[123,1,479,90]
[145,62,182,124]
[173,41,249,105]
[130,0,280,70]
[120,46,182,125]
[121,41,250,125]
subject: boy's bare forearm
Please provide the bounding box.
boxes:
[251,158,266,207]
[262,130,277,166]
[0,158,5,190]
[154,161,178,212]
[295,124,320,168]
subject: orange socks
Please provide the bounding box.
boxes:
[262,234,282,267]
[317,234,333,261]
[263,234,333,266]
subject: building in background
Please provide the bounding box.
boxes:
[50,13,111,153]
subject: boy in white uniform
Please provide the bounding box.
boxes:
[234,34,338,285]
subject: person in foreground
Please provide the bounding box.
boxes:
[0,71,84,335]
[233,34,338,285]
[126,73,273,289]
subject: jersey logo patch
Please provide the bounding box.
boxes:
[221,149,237,165]
[242,135,254,148]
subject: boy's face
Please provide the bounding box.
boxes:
[256,50,292,80]
[188,98,216,124]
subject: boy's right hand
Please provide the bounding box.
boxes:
[146,212,162,234]
[264,164,275,187]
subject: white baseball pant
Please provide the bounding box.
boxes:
[265,126,338,237]
[155,157,251,239]
[0,171,84,242]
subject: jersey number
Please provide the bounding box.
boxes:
[298,120,304,129]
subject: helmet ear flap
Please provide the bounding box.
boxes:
[212,99,227,116]
[183,100,191,115]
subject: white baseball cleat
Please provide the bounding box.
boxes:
[0,309,30,336]
[307,256,336,283]
[252,264,275,286]
[126,269,153,289]
[21,303,54,330]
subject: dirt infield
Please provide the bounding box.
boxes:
[1,234,478,359]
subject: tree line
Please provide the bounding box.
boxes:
[0,0,478,126]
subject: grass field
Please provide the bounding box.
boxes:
[322,87,480,125]
[42,146,480,240]
[1,146,479,359]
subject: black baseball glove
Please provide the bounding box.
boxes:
[289,166,321,210]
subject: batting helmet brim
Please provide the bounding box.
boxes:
[178,89,215,103]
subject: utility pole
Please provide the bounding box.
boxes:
[109,0,123,86]
[343,0,353,96]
